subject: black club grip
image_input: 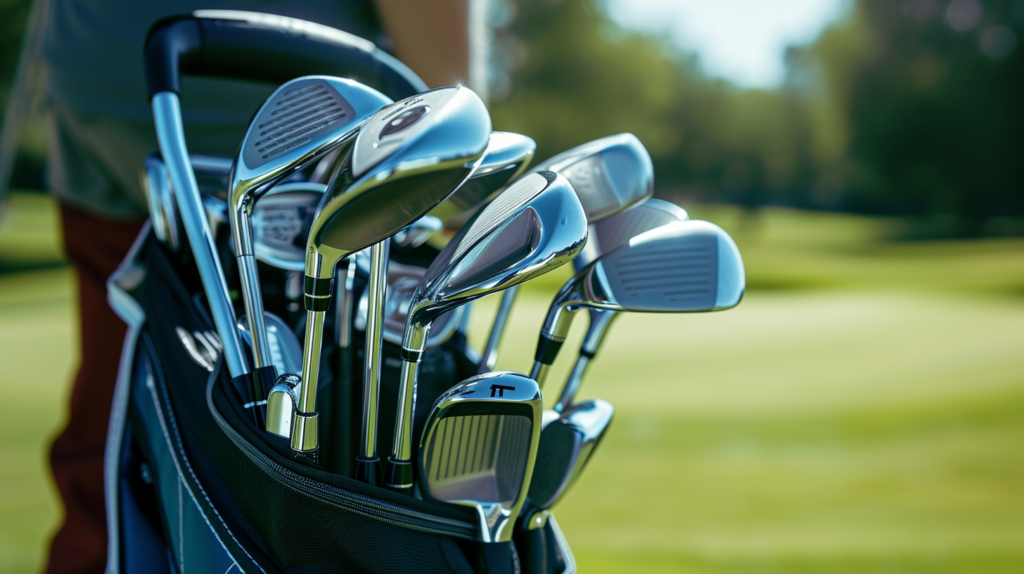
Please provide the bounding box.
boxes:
[144,11,428,101]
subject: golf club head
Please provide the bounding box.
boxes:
[250,182,326,270]
[534,220,745,373]
[354,261,464,349]
[419,371,543,543]
[236,312,303,377]
[575,197,689,272]
[229,76,392,258]
[144,153,235,252]
[429,131,537,225]
[305,85,492,282]
[200,183,326,271]
[528,399,614,511]
[294,86,491,454]
[531,133,654,223]
[473,134,654,374]
[403,171,589,344]
[392,215,444,249]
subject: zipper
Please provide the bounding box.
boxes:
[203,370,477,540]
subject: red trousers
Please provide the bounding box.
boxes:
[44,203,144,574]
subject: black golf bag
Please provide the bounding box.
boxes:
[102,12,575,574]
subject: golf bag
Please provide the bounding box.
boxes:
[102,12,575,574]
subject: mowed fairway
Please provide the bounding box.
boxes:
[1,193,1023,572]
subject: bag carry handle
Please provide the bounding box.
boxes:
[144,10,428,100]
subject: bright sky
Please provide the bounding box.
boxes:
[604,0,851,88]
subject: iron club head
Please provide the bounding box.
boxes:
[554,197,692,410]
[531,133,653,223]
[429,131,537,225]
[526,398,614,512]
[292,85,491,456]
[385,171,588,491]
[476,133,654,374]
[418,371,543,543]
[531,220,745,385]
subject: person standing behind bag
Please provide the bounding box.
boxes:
[0,1,485,572]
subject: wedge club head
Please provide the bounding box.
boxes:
[229,76,391,413]
[531,220,745,386]
[386,171,588,492]
[293,86,491,463]
[419,371,543,543]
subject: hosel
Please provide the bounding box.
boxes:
[386,321,430,493]
[530,303,578,389]
[291,272,334,454]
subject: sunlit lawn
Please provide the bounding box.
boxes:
[1,192,1022,572]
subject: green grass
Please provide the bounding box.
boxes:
[1,193,1022,572]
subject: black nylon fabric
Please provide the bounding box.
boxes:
[128,237,495,573]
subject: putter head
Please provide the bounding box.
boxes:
[403,171,588,346]
[305,85,492,282]
[575,197,689,272]
[229,76,392,256]
[532,133,654,223]
[419,371,543,542]
[537,220,745,355]
[429,131,537,225]
[528,399,614,511]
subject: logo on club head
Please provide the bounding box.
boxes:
[490,384,515,397]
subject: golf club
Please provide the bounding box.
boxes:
[354,261,465,349]
[386,171,588,493]
[293,86,491,469]
[530,219,746,388]
[418,371,542,543]
[392,215,443,249]
[477,133,653,374]
[427,131,537,225]
[555,198,689,412]
[525,398,613,514]
[229,75,391,416]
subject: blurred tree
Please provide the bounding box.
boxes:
[493,0,1024,236]
[795,0,1024,234]
[489,0,812,215]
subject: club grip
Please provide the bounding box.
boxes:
[144,12,428,101]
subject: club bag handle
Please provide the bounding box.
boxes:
[144,10,428,101]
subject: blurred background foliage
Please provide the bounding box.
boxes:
[485,0,1024,238]
[0,0,1021,238]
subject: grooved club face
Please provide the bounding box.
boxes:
[306,85,492,279]
[562,219,744,314]
[531,133,654,223]
[405,171,589,332]
[576,197,689,272]
[230,76,392,255]
[419,371,542,543]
